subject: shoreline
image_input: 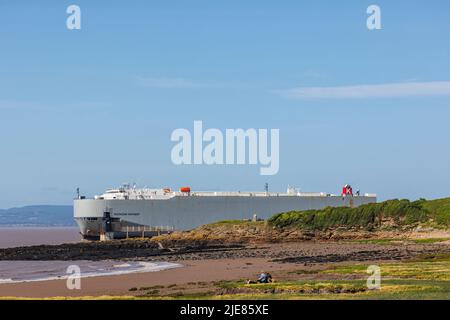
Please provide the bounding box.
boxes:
[0,256,321,298]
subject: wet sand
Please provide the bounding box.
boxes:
[0,227,80,249]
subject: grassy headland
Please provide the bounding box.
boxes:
[268,198,450,231]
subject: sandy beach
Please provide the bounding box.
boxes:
[1,241,449,298]
[0,258,293,298]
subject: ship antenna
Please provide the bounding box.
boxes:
[264,183,269,193]
[76,187,80,199]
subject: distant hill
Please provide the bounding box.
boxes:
[0,205,74,227]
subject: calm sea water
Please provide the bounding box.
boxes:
[0,227,81,248]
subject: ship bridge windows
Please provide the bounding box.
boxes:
[106,190,120,194]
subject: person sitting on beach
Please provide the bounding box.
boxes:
[257,272,273,283]
[246,271,273,284]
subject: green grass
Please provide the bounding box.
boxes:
[268,198,450,231]
[148,278,450,300]
[421,198,450,226]
[322,252,450,281]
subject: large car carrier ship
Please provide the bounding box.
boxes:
[74,185,376,240]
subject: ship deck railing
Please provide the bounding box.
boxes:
[187,192,332,197]
[115,225,175,239]
[81,192,377,200]
[120,225,175,232]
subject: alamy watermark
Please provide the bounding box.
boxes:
[65,5,379,31]
[367,5,382,30]
[366,265,381,290]
[66,5,81,30]
[171,121,279,175]
[66,264,81,290]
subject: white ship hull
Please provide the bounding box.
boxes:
[74,191,376,239]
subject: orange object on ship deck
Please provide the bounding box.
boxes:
[180,187,191,193]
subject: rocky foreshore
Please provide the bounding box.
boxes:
[1,238,449,266]
[0,240,244,261]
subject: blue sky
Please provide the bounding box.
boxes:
[0,1,450,207]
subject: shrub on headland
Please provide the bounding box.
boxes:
[268,198,450,231]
